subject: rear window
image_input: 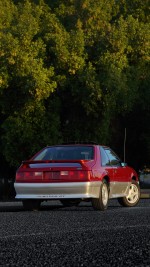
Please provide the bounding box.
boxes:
[33,146,94,161]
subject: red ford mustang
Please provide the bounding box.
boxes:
[14,143,140,211]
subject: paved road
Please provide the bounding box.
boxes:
[0,199,150,267]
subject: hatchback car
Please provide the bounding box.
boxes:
[14,143,140,211]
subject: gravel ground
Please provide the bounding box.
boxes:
[0,199,150,267]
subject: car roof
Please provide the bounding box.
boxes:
[59,141,98,145]
[44,143,108,148]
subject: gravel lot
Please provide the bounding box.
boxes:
[0,199,150,267]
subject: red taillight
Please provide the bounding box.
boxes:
[16,171,43,182]
[69,171,74,176]
[16,169,92,183]
[59,170,91,182]
[16,172,24,181]
[21,163,29,169]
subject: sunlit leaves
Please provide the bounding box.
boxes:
[0,0,149,167]
[0,0,57,110]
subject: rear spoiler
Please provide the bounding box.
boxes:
[21,160,91,169]
[22,159,89,163]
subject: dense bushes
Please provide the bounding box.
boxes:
[0,0,149,190]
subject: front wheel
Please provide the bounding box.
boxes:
[92,180,109,211]
[118,180,140,207]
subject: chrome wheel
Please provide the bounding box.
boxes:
[118,180,140,207]
[126,183,139,204]
[92,180,109,211]
[102,183,109,206]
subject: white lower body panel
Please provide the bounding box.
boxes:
[14,181,102,199]
[14,181,131,200]
[109,181,130,198]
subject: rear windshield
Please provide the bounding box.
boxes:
[33,146,94,161]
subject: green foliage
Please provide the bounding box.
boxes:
[0,0,60,166]
[0,0,149,170]
[2,99,62,166]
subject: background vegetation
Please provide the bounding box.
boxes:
[0,0,149,192]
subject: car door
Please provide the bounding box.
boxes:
[103,147,130,197]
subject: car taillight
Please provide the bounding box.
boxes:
[60,170,91,181]
[21,163,29,169]
[16,170,92,183]
[16,171,43,182]
[43,170,91,182]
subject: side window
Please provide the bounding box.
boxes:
[100,147,110,166]
[104,148,121,166]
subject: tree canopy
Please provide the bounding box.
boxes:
[0,0,149,173]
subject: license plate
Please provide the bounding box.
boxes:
[44,172,60,179]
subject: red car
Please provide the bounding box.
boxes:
[14,143,140,211]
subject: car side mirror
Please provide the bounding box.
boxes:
[121,162,127,167]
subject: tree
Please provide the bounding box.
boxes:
[0,0,61,166]
[0,0,149,171]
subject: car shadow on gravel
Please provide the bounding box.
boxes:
[0,199,143,212]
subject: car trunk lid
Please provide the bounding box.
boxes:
[16,160,93,183]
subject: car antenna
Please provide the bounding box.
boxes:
[124,128,126,162]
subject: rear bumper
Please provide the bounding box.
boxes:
[14,181,101,199]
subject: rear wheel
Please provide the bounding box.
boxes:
[92,180,109,211]
[60,199,80,207]
[118,180,140,207]
[22,199,41,211]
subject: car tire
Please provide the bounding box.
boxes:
[22,199,41,211]
[60,199,80,207]
[92,180,109,211]
[118,180,140,207]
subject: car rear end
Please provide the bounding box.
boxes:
[14,145,101,200]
